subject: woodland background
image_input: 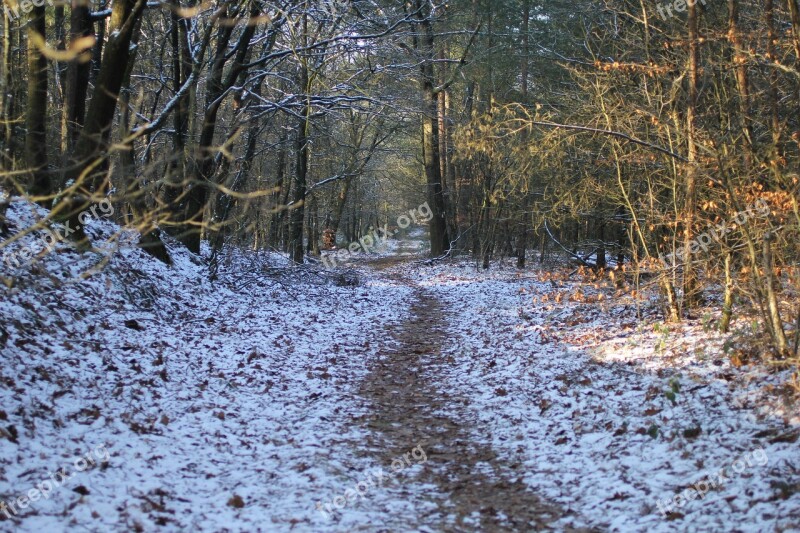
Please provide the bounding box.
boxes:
[0,0,799,359]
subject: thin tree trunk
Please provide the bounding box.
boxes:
[719,0,751,328]
[269,131,289,247]
[788,0,800,63]
[89,0,105,85]
[683,0,700,309]
[211,91,263,255]
[728,0,752,165]
[289,85,311,263]
[330,177,352,245]
[763,235,789,355]
[306,194,320,256]
[720,251,734,332]
[118,17,143,222]
[1,8,15,169]
[516,0,530,269]
[54,4,67,152]
[289,13,310,264]
[178,14,234,253]
[766,0,781,168]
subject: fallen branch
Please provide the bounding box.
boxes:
[543,220,596,268]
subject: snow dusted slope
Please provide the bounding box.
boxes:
[0,198,431,532]
[411,260,800,532]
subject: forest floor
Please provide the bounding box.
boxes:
[1,199,800,532]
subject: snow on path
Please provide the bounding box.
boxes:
[408,260,800,532]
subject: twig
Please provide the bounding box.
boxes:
[543,220,594,267]
[416,248,452,266]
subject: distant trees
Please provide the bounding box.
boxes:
[391,0,797,356]
[452,0,798,356]
[1,0,421,263]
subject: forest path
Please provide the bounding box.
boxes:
[354,254,570,531]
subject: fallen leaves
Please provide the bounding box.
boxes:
[227,495,246,508]
[683,426,702,439]
[0,424,18,444]
[124,319,144,331]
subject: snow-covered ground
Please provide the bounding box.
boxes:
[2,197,798,532]
[409,260,800,532]
[0,199,436,531]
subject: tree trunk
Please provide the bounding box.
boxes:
[330,177,352,245]
[718,0,751,329]
[63,0,94,157]
[414,1,450,256]
[728,0,752,165]
[683,0,700,309]
[118,16,144,223]
[596,221,606,270]
[161,3,192,224]
[787,0,800,64]
[0,8,11,168]
[176,5,258,253]
[289,97,311,263]
[289,13,310,264]
[766,0,781,169]
[178,15,234,253]
[763,235,789,355]
[516,0,530,269]
[89,0,105,85]
[269,130,289,247]
[306,194,320,256]
[70,0,147,193]
[720,251,734,332]
[26,4,50,201]
[0,8,14,170]
[210,83,263,255]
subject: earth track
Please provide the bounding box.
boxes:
[355,258,570,531]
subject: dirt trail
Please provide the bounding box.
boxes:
[355,256,572,531]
